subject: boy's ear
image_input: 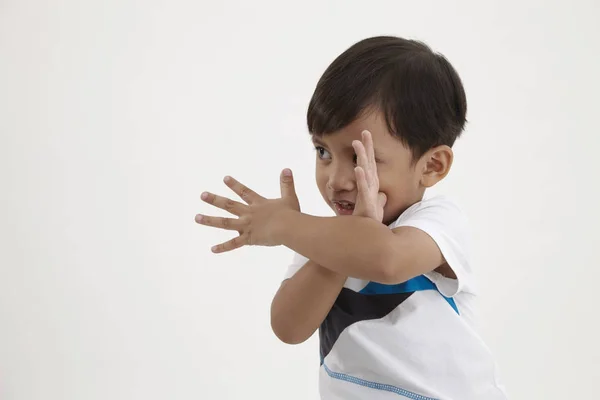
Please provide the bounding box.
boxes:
[419,145,454,188]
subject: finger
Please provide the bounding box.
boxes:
[195,214,244,231]
[352,140,369,170]
[211,234,248,253]
[377,192,387,208]
[362,130,378,182]
[200,192,247,216]
[354,167,370,203]
[362,130,380,189]
[362,130,376,166]
[280,168,298,200]
[223,176,264,204]
[353,140,372,188]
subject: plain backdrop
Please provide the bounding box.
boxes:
[1,1,599,399]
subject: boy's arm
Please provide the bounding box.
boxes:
[270,215,446,344]
[274,212,445,285]
[271,133,388,344]
[270,260,345,344]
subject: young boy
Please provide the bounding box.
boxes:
[196,36,507,399]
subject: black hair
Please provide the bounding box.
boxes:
[307,36,467,161]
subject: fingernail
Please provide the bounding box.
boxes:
[195,214,203,222]
[201,192,208,200]
[223,176,231,183]
[283,168,292,177]
[211,245,218,252]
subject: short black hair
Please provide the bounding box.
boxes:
[307,36,467,161]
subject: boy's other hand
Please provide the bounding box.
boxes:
[195,169,300,253]
[352,130,387,223]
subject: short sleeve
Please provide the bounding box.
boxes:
[389,196,476,297]
[283,251,310,280]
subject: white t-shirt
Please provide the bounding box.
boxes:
[283,196,507,400]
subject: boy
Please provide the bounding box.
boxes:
[195,36,507,399]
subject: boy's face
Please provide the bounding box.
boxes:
[312,110,426,225]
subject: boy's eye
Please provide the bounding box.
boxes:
[315,146,332,160]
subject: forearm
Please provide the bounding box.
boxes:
[270,260,346,344]
[276,211,399,283]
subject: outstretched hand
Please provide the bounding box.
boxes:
[352,130,387,222]
[195,169,300,253]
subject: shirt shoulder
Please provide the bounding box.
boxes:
[390,195,467,229]
[390,195,476,296]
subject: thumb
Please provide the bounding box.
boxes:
[280,168,297,199]
[377,192,387,208]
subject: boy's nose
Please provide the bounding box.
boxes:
[327,164,355,192]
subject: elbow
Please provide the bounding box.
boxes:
[270,317,310,345]
[270,303,311,345]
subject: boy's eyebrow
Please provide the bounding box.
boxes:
[311,136,326,146]
[311,136,384,158]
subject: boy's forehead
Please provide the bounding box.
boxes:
[311,125,386,147]
[311,131,360,143]
[311,131,362,149]
[312,111,390,144]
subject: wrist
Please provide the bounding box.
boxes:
[271,208,299,245]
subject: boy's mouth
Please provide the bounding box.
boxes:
[332,200,355,215]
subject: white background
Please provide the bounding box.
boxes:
[1,1,599,399]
